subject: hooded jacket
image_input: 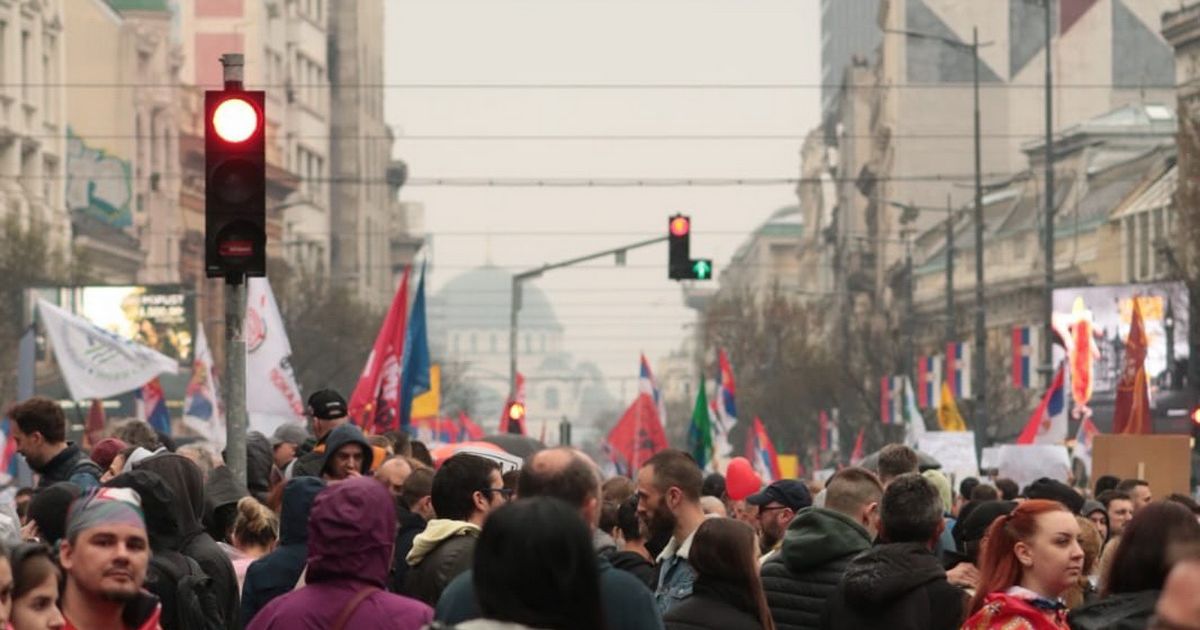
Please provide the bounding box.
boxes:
[317,424,375,479]
[292,424,387,478]
[403,519,481,605]
[204,465,250,542]
[241,476,326,626]
[245,432,274,503]
[137,453,241,630]
[1067,590,1158,630]
[246,477,433,630]
[820,542,966,630]
[762,507,873,630]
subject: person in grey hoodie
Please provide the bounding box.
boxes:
[762,467,882,630]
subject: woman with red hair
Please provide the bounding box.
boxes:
[961,499,1084,630]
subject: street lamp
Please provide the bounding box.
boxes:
[884,26,989,437]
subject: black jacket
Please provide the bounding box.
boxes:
[610,550,657,591]
[1067,590,1158,630]
[240,476,326,626]
[34,443,100,489]
[137,453,241,630]
[403,526,479,605]
[820,542,965,630]
[663,581,763,630]
[389,506,427,593]
[762,507,872,630]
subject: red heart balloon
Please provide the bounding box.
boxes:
[725,457,762,501]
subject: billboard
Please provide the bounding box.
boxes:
[76,286,194,365]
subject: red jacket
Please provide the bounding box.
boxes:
[962,592,1070,630]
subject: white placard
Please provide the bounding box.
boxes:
[919,431,979,489]
[997,444,1072,490]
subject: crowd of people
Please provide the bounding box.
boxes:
[1,392,1199,629]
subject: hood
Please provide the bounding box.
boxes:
[279,476,326,545]
[202,465,249,541]
[781,507,872,573]
[406,519,481,566]
[245,432,274,502]
[105,470,184,552]
[318,424,374,477]
[306,476,395,586]
[594,529,617,557]
[134,453,206,542]
[841,542,945,607]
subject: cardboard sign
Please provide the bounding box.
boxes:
[997,445,1072,490]
[919,431,979,488]
[1091,434,1192,498]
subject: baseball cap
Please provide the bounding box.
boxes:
[271,423,310,447]
[746,479,813,512]
[307,389,347,420]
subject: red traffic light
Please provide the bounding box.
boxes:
[1191,406,1200,426]
[212,97,259,143]
[507,401,526,420]
[670,216,690,237]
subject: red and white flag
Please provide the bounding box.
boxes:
[348,268,411,433]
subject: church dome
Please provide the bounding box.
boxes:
[433,265,563,332]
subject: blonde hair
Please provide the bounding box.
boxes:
[233,497,279,550]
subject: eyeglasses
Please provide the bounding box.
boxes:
[482,488,514,500]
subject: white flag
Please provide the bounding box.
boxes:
[183,325,226,448]
[36,299,178,400]
[903,376,927,449]
[245,278,305,435]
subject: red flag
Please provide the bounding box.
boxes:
[1113,298,1152,435]
[605,394,668,473]
[458,412,484,441]
[84,399,106,449]
[850,427,866,464]
[349,268,411,432]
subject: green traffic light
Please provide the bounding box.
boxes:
[692,259,712,279]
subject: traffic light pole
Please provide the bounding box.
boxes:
[509,235,668,396]
[219,53,248,487]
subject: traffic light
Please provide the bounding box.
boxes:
[504,400,526,435]
[667,214,714,281]
[206,89,266,279]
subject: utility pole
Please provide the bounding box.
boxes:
[219,53,248,486]
[945,195,955,345]
[971,26,988,440]
[1042,0,1057,389]
[904,231,915,382]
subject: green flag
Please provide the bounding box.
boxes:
[688,380,712,470]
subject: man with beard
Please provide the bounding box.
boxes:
[59,487,162,630]
[636,449,708,616]
[748,480,813,561]
[8,397,101,489]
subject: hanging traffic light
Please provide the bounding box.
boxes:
[205,88,266,280]
[668,214,714,281]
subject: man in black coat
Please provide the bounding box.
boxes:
[821,473,967,630]
[9,397,101,489]
[762,467,882,630]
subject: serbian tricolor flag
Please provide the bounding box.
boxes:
[1011,325,1038,389]
[1113,298,1152,435]
[458,412,484,441]
[349,267,411,432]
[1017,362,1067,444]
[0,416,19,480]
[746,417,781,482]
[638,354,668,430]
[136,378,171,435]
[916,355,942,409]
[710,349,738,462]
[605,394,668,474]
[879,376,902,424]
[945,342,972,399]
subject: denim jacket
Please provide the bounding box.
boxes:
[654,530,698,616]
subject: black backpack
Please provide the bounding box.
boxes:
[147,551,225,630]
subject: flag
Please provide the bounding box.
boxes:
[400,262,432,429]
[902,377,926,448]
[606,394,669,474]
[945,342,972,399]
[35,299,178,400]
[1113,298,1151,435]
[349,268,410,432]
[136,378,171,435]
[0,417,19,481]
[745,417,781,482]
[84,399,106,449]
[1017,363,1068,444]
[1069,297,1098,409]
[916,355,943,409]
[414,417,459,444]
[245,278,306,435]
[937,381,967,431]
[879,376,903,425]
[183,325,225,449]
[1073,415,1100,477]
[850,427,866,465]
[711,349,737,462]
[639,354,668,430]
[1011,325,1038,389]
[410,365,441,421]
[458,412,484,441]
[687,379,713,470]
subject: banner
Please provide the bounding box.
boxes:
[183,325,225,448]
[916,431,978,487]
[245,278,305,436]
[37,299,178,400]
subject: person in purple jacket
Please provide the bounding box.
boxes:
[247,476,433,630]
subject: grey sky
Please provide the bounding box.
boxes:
[384,0,821,396]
